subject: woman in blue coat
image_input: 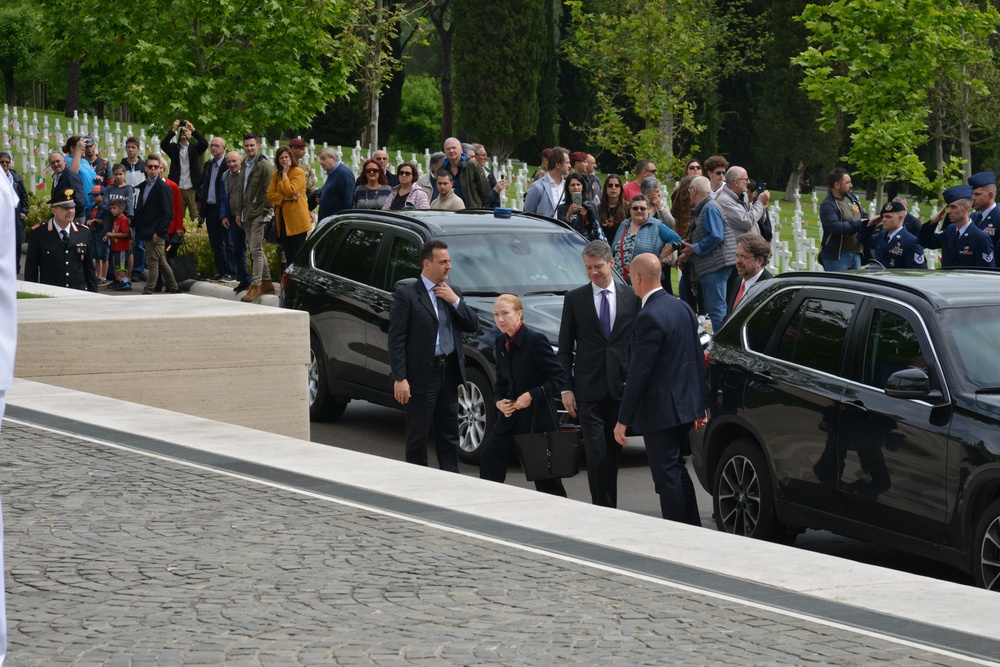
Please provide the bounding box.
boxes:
[479,294,568,497]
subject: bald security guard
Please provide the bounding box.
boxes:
[969,171,1000,252]
[24,187,98,292]
[919,185,995,268]
[859,200,927,269]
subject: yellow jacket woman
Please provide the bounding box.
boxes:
[266,146,311,263]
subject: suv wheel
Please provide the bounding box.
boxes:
[973,498,1000,590]
[713,438,790,543]
[309,335,348,422]
[458,368,494,464]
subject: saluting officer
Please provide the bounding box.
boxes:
[919,184,995,268]
[23,187,98,292]
[859,200,926,269]
[969,171,1000,252]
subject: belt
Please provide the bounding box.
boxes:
[434,354,448,363]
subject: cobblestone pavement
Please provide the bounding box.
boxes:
[0,421,987,666]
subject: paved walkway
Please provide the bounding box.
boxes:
[2,413,998,666]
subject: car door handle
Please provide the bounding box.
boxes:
[846,399,868,413]
[371,302,386,313]
[751,370,773,383]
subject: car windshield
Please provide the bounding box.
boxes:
[939,305,1000,388]
[444,232,589,294]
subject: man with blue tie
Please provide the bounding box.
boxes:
[920,185,995,268]
[859,200,927,269]
[969,171,1000,252]
[388,240,478,471]
[613,253,707,525]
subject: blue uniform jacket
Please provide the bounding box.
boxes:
[919,219,995,268]
[972,206,1000,252]
[858,225,926,269]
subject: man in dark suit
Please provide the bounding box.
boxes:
[133,154,179,294]
[614,253,707,524]
[313,149,356,220]
[388,240,478,472]
[558,240,638,507]
[858,201,927,269]
[198,136,235,280]
[0,153,28,273]
[726,233,774,316]
[23,187,97,292]
[969,171,1000,252]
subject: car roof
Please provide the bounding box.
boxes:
[324,208,579,236]
[770,269,1000,309]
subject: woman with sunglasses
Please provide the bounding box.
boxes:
[597,174,629,241]
[382,162,430,210]
[353,157,392,210]
[610,194,682,284]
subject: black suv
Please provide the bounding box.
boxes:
[691,269,1000,590]
[279,209,594,463]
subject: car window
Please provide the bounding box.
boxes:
[774,297,855,376]
[939,306,1000,388]
[744,289,797,353]
[863,309,927,389]
[312,222,349,274]
[444,232,587,293]
[330,228,384,285]
[385,236,421,291]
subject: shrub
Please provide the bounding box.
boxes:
[390,76,443,155]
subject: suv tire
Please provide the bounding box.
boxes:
[458,368,494,465]
[713,438,790,543]
[309,335,349,422]
[973,497,1000,590]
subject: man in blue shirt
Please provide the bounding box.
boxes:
[677,176,732,334]
[919,185,995,268]
[859,200,926,269]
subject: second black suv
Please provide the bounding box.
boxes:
[280,209,598,463]
[691,269,1000,590]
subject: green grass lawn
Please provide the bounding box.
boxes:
[17,291,49,299]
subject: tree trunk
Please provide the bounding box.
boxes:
[658,105,674,172]
[439,27,454,141]
[784,160,805,202]
[66,58,80,118]
[3,69,14,107]
[960,120,972,178]
[875,178,884,212]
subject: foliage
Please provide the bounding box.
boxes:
[0,5,35,98]
[181,225,281,280]
[389,75,442,154]
[25,192,51,230]
[564,0,763,171]
[451,0,547,161]
[353,0,405,148]
[793,0,1000,202]
[93,0,364,136]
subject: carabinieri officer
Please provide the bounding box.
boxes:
[859,200,926,269]
[919,184,995,268]
[23,187,98,292]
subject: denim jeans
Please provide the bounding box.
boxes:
[229,220,250,283]
[822,252,861,271]
[698,265,732,334]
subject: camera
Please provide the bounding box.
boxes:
[757,182,766,194]
[180,121,189,129]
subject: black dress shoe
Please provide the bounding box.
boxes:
[210,273,223,281]
[234,279,251,294]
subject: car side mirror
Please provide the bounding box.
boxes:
[884,367,932,399]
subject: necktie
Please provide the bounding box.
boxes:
[972,211,982,225]
[599,289,612,339]
[436,293,454,356]
[733,281,746,308]
[60,230,69,244]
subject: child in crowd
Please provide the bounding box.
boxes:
[88,185,110,286]
[104,164,135,220]
[106,196,132,291]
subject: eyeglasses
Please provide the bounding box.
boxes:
[607,183,621,188]
[365,169,380,174]
[630,206,647,212]
[398,171,412,176]
[646,168,657,174]
[735,253,756,261]
[689,165,702,170]
[713,170,725,176]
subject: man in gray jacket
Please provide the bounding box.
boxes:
[238,133,275,303]
[714,166,770,238]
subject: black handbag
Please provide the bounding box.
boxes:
[514,390,581,482]
[264,217,279,244]
[167,240,199,283]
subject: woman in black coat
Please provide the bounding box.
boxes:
[479,294,568,497]
[556,173,606,243]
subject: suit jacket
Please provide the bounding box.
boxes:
[133,177,174,241]
[159,130,209,185]
[617,290,707,433]
[9,168,29,218]
[387,277,478,394]
[523,173,561,218]
[557,282,638,403]
[197,156,231,220]
[726,268,773,314]
[24,220,98,292]
[316,162,356,220]
[858,226,926,269]
[492,325,565,435]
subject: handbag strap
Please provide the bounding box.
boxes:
[527,386,560,432]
